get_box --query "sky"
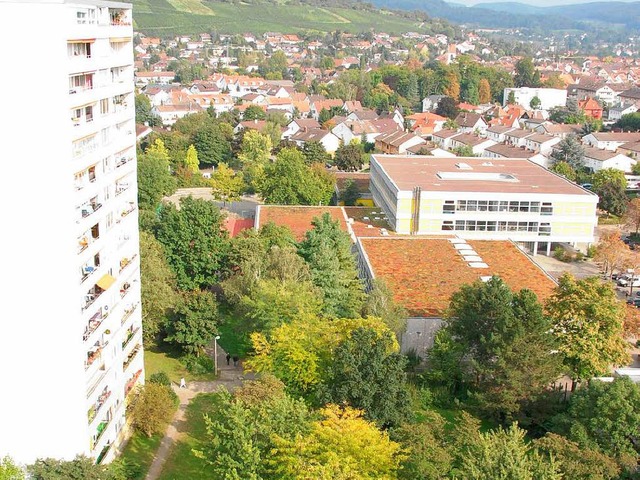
[454,0,638,5]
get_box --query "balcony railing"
[83,310,104,342]
[80,202,102,219]
[120,282,131,299]
[80,264,98,284]
[88,388,111,424]
[85,347,102,370]
[124,369,143,397]
[122,327,139,350]
[91,417,111,451]
[123,344,141,372]
[121,302,139,325]
[116,156,133,169]
[119,254,137,274]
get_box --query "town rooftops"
[484,144,539,158]
[582,145,626,161]
[590,132,640,142]
[371,155,596,196]
[359,237,557,317]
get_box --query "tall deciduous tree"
[0,456,24,480]
[210,163,244,205]
[443,71,460,101]
[128,383,178,437]
[595,230,630,278]
[318,327,410,428]
[139,231,178,344]
[334,143,364,172]
[258,148,334,205]
[550,377,640,468]
[194,125,232,167]
[624,197,640,234]
[549,160,577,181]
[183,144,200,174]
[270,404,404,479]
[545,273,629,383]
[435,96,459,119]
[597,182,628,217]
[164,290,219,356]
[514,57,539,87]
[299,213,364,318]
[430,277,561,422]
[27,456,126,480]
[137,139,176,209]
[478,78,491,103]
[302,141,330,166]
[155,197,230,290]
[238,130,272,192]
[363,278,407,338]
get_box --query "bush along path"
[144,345,253,480]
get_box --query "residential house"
[616,87,640,108]
[374,131,426,154]
[502,87,567,110]
[578,97,603,119]
[152,103,203,126]
[582,132,640,151]
[483,144,550,167]
[448,133,497,156]
[608,104,638,122]
[534,123,582,138]
[290,128,341,154]
[454,112,488,133]
[572,79,618,106]
[504,129,536,147]
[432,129,462,150]
[485,126,517,143]
[406,112,447,137]
[282,118,321,139]
[524,133,561,155]
[581,145,636,172]
[422,94,447,113]
[618,141,640,159]
[310,97,344,120]
[134,71,175,86]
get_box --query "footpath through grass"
[157,393,219,480]
[120,433,163,480]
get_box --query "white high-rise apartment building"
[0,0,143,465]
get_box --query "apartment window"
[442,221,454,231]
[68,42,92,58]
[76,8,96,24]
[541,202,553,215]
[100,98,110,116]
[101,127,111,146]
[540,223,551,236]
[69,73,94,94]
[443,200,455,214]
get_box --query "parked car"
[618,277,640,287]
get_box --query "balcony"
[119,254,137,274]
[74,168,97,191]
[79,200,102,222]
[109,8,132,26]
[115,181,131,197]
[85,345,103,370]
[117,202,136,223]
[96,442,114,465]
[121,302,139,325]
[122,326,139,350]
[116,156,134,169]
[80,264,98,284]
[123,344,141,372]
[124,369,143,397]
[83,310,104,342]
[78,224,99,254]
[120,281,131,299]
[83,274,115,311]
[88,387,111,424]
[91,415,112,452]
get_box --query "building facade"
[369,155,598,254]
[0,0,143,465]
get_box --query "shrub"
[181,354,214,375]
[128,383,178,437]
[553,246,568,262]
[586,245,597,258]
[148,371,171,387]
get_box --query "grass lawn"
[157,393,219,480]
[145,345,217,384]
[217,307,252,358]
[119,432,163,480]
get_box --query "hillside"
[370,0,640,31]
[131,0,447,35]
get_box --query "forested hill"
[369,0,640,32]
[130,0,458,36]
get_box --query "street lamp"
[214,335,221,377]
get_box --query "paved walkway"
[145,346,251,480]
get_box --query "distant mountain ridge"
[369,0,640,31]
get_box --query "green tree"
[534,433,620,480]
[341,179,360,206]
[319,327,410,428]
[334,143,364,172]
[0,456,24,480]
[243,105,266,121]
[139,231,178,344]
[238,130,272,192]
[549,160,577,181]
[593,168,627,192]
[545,273,629,383]
[362,278,407,339]
[210,163,244,205]
[507,90,516,105]
[128,383,178,437]
[155,196,230,290]
[195,376,312,480]
[27,456,126,480]
[452,145,475,157]
[457,423,561,479]
[529,95,541,109]
[299,213,365,318]
[258,148,334,205]
[514,57,539,87]
[165,289,219,355]
[194,125,232,167]
[430,277,561,422]
[597,181,628,216]
[551,377,640,465]
[435,96,459,119]
[137,139,176,209]
[478,78,491,104]
[270,404,404,479]
[302,141,330,166]
[183,144,200,174]
[550,135,585,170]
[615,112,640,131]
[135,93,161,127]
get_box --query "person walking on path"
[232,355,239,367]
[179,377,186,389]
[226,353,231,366]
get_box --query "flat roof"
[371,155,595,196]
[256,206,348,241]
[360,238,557,317]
